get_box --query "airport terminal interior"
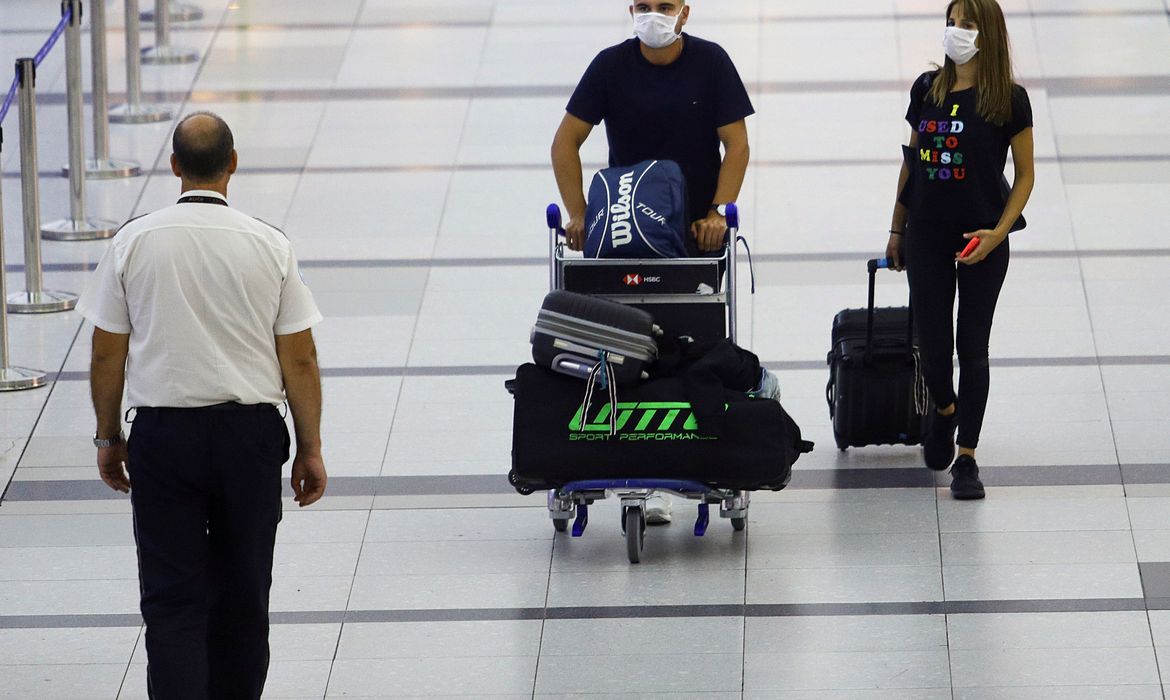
[2,0,1170,697]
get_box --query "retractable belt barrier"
[141,0,200,65]
[76,0,142,179]
[110,0,174,123]
[0,0,197,386]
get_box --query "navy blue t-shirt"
[904,71,1033,229]
[567,35,754,224]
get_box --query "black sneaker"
[922,408,957,471]
[950,455,986,500]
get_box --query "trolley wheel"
[624,507,644,563]
[731,517,747,531]
[553,518,568,533]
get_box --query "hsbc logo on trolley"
[623,274,662,286]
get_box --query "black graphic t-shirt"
[904,71,1032,228]
[567,34,755,224]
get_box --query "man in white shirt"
[77,112,326,700]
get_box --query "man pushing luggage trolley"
[550,0,755,524]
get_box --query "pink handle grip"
[960,237,981,258]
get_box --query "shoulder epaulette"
[251,216,288,238]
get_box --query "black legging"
[904,223,1010,450]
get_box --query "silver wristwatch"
[93,431,124,448]
[711,203,728,217]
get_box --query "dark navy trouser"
[128,403,289,700]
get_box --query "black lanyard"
[177,195,228,206]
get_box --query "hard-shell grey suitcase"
[531,290,659,387]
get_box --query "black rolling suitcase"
[826,259,928,450]
[531,290,659,387]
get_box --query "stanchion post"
[141,0,199,65]
[141,0,205,23]
[42,0,118,242]
[0,126,48,390]
[9,59,78,314]
[73,0,141,178]
[109,0,172,124]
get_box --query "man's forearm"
[90,330,129,439]
[91,359,125,438]
[284,358,323,454]
[711,141,749,208]
[551,138,587,219]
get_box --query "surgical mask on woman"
[943,26,980,65]
[633,12,681,49]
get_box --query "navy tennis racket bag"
[584,159,689,259]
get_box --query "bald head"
[171,112,235,184]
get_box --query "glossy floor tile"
[0,0,1168,698]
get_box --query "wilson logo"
[609,171,636,247]
[568,402,718,441]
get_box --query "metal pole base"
[7,290,79,314]
[141,46,200,65]
[62,158,143,180]
[109,102,174,124]
[41,218,119,241]
[0,367,47,391]
[141,3,205,23]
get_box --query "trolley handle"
[546,203,564,292]
[546,203,563,236]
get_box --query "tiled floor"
[1,0,1169,697]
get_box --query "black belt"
[133,402,276,414]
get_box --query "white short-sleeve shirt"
[75,190,323,408]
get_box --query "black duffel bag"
[509,363,812,492]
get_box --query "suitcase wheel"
[508,470,535,496]
[833,431,849,452]
[622,506,645,564]
[731,517,746,532]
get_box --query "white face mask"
[943,26,980,65]
[633,11,682,49]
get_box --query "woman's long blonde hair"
[929,0,1015,125]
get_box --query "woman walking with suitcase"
[885,0,1034,500]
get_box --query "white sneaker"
[645,493,673,525]
[753,367,782,401]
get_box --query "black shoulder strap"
[919,71,937,95]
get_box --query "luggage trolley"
[513,202,756,563]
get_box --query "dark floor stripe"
[10,152,1169,180]
[0,598,1159,629]
[3,463,1163,503]
[43,354,1170,386]
[2,6,1163,35]
[13,74,1170,107]
[11,246,1170,277]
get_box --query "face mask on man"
[943,26,980,65]
[633,11,682,49]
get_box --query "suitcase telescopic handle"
[864,258,914,364]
